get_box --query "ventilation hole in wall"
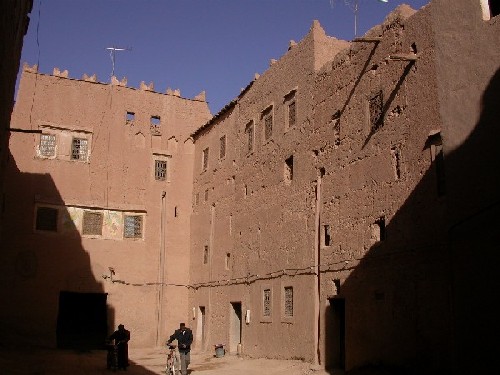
[411,42,417,54]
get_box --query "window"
[155,160,167,181]
[124,215,143,238]
[372,216,386,243]
[126,111,135,124]
[331,110,341,147]
[36,206,58,232]
[284,286,293,317]
[263,289,272,317]
[323,225,331,246]
[369,91,384,131]
[71,138,88,161]
[225,253,231,270]
[219,135,226,159]
[204,189,209,202]
[284,155,294,184]
[391,145,402,180]
[39,134,56,157]
[203,245,209,264]
[150,115,161,135]
[284,90,297,130]
[195,193,200,206]
[82,211,103,235]
[262,106,273,141]
[429,132,446,196]
[245,121,254,153]
[202,147,209,171]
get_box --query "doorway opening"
[229,302,242,353]
[325,297,345,370]
[196,306,206,350]
[56,291,108,350]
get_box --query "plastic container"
[215,345,225,358]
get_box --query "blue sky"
[18,0,430,114]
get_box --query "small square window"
[284,286,294,317]
[82,211,103,235]
[71,138,88,161]
[124,215,143,238]
[36,206,58,232]
[155,160,167,181]
[39,134,56,157]
[219,135,226,159]
[202,147,209,171]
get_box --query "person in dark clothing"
[109,324,130,370]
[166,323,193,375]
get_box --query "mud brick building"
[2,1,499,374]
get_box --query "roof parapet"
[194,91,206,101]
[23,63,38,73]
[111,76,127,86]
[82,73,97,82]
[53,67,68,78]
[140,81,154,91]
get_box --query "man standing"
[166,323,193,375]
[109,324,130,370]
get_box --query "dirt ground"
[0,346,335,375]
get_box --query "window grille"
[245,122,254,153]
[36,206,58,232]
[202,148,209,171]
[40,134,56,157]
[82,211,103,235]
[124,215,143,238]
[284,286,294,317]
[263,289,271,316]
[71,138,88,161]
[155,160,167,181]
[219,135,226,159]
[369,91,384,131]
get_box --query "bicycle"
[165,343,180,375]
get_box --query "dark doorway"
[229,302,242,353]
[326,298,345,371]
[56,291,108,350]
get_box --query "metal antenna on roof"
[330,0,388,38]
[106,46,132,81]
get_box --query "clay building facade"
[3,66,211,347]
[2,0,499,374]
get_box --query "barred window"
[40,134,56,157]
[245,121,254,153]
[155,160,167,181]
[202,147,209,171]
[36,206,58,232]
[263,289,271,317]
[369,91,384,131]
[71,138,88,161]
[124,215,143,238]
[82,211,103,235]
[284,286,294,317]
[219,135,226,159]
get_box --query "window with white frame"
[124,215,143,239]
[82,211,103,235]
[71,138,88,161]
[39,134,56,157]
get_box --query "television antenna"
[330,0,388,38]
[105,46,132,80]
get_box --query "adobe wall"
[189,21,348,362]
[2,67,211,347]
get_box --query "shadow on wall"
[324,68,500,375]
[0,149,113,351]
